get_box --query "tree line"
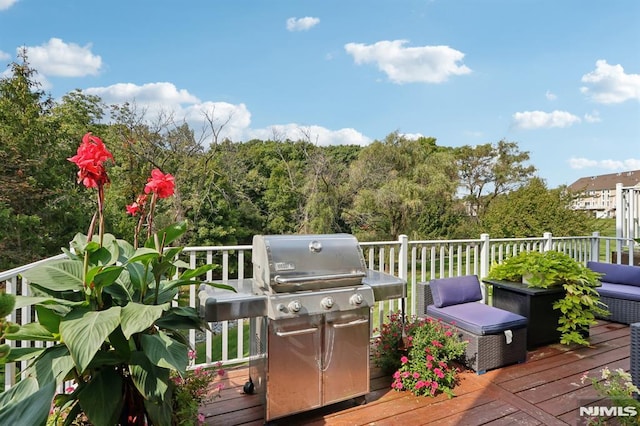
[0,56,599,271]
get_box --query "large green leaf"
[140,332,188,375]
[60,306,122,373]
[129,351,170,401]
[0,378,55,426]
[127,247,161,265]
[5,322,57,341]
[144,221,187,249]
[155,306,206,331]
[93,265,125,289]
[179,264,217,281]
[34,305,62,334]
[78,368,123,426]
[120,302,169,339]
[13,295,85,311]
[126,262,151,294]
[20,259,84,292]
[5,346,45,362]
[24,344,75,386]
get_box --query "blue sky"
[1,0,638,188]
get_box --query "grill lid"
[252,233,367,293]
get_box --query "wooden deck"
[201,320,631,425]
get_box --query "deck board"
[202,320,633,425]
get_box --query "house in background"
[568,169,640,218]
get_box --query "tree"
[456,140,536,222]
[343,132,459,240]
[0,53,94,270]
[479,177,599,237]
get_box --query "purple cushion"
[429,275,483,308]
[597,282,640,302]
[587,261,640,287]
[427,302,527,336]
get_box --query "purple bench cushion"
[430,275,483,308]
[426,302,528,336]
[597,282,640,302]
[587,261,640,287]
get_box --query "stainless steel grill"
[198,233,405,422]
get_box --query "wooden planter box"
[483,279,565,350]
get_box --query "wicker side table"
[631,323,640,391]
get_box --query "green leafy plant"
[373,313,467,398]
[0,132,233,425]
[580,367,640,425]
[487,250,609,346]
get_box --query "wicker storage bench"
[631,323,640,391]
[587,261,640,324]
[417,276,528,374]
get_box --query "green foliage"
[0,131,233,424]
[479,177,597,237]
[487,250,609,345]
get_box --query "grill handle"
[331,318,369,329]
[275,326,319,337]
[273,272,366,284]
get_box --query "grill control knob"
[321,296,334,309]
[350,293,364,305]
[288,300,302,313]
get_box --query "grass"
[195,322,251,365]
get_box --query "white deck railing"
[1,232,637,389]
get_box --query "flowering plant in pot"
[373,313,467,398]
[0,133,232,425]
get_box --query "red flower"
[144,169,175,199]
[68,133,114,188]
[126,202,141,216]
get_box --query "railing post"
[591,231,600,262]
[616,182,624,256]
[480,233,490,303]
[543,232,553,252]
[398,234,410,314]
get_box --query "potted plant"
[0,133,233,425]
[486,250,609,346]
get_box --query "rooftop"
[568,169,640,192]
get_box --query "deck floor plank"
[202,320,632,425]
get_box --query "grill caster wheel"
[243,378,254,394]
[353,396,367,406]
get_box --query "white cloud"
[399,132,425,140]
[545,90,557,101]
[569,157,640,170]
[512,110,581,130]
[580,60,640,104]
[0,50,10,61]
[25,38,102,77]
[583,111,601,123]
[344,39,471,84]
[247,124,371,146]
[86,82,200,105]
[0,0,18,11]
[286,17,320,31]
[83,81,370,146]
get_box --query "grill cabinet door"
[266,315,322,421]
[322,307,371,405]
